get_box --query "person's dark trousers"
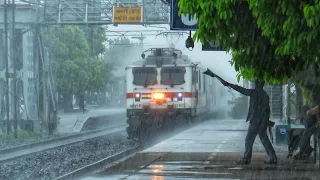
[243,121,277,161]
[298,125,320,156]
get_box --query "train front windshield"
[132,67,157,86]
[160,67,186,86]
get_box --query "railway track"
[0,112,217,180]
[54,145,141,180]
[54,113,217,180]
[0,125,126,164]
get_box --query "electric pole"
[4,0,17,137]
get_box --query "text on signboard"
[113,7,142,23]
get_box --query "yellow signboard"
[113,6,143,24]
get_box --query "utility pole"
[286,82,291,125]
[4,0,17,137]
[295,85,303,123]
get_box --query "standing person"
[204,69,277,164]
[226,79,277,164]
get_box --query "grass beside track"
[0,131,41,141]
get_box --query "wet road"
[81,119,320,180]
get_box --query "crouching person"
[294,105,320,160]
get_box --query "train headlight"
[153,92,165,100]
[135,93,141,102]
[177,92,183,101]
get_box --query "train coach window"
[132,67,157,86]
[161,67,186,86]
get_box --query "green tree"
[82,26,108,57]
[178,1,299,82]
[178,0,320,105]
[42,25,110,112]
[247,0,320,105]
[247,1,320,66]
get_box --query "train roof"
[125,48,207,70]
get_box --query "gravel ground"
[0,112,126,151]
[0,131,138,180]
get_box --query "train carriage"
[125,48,219,139]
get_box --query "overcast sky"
[107,24,242,85]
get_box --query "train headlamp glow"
[135,93,141,102]
[153,92,165,100]
[177,92,183,101]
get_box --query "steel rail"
[0,125,126,164]
[54,145,141,180]
[53,113,217,180]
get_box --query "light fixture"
[153,92,165,100]
[135,93,141,101]
[177,92,183,101]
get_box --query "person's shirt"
[228,84,270,123]
[303,114,318,129]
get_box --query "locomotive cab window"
[160,67,186,86]
[132,67,157,86]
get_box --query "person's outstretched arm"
[307,105,320,116]
[203,69,254,96]
[222,81,254,97]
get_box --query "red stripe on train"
[126,92,195,99]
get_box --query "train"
[125,48,222,140]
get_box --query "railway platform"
[58,108,126,133]
[82,119,320,180]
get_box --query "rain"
[0,0,319,180]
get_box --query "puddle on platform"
[139,169,232,175]
[125,175,241,180]
[160,161,204,165]
[203,165,225,169]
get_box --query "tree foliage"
[82,26,108,57]
[248,1,320,64]
[178,0,319,83]
[178,0,320,104]
[42,25,110,95]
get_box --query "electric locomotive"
[125,48,219,139]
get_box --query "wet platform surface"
[58,108,126,133]
[81,119,320,180]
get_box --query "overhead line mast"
[4,0,18,136]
